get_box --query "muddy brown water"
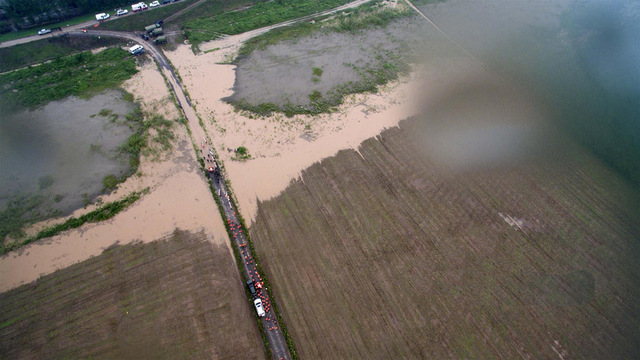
[0,90,136,216]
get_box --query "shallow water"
[0,90,135,215]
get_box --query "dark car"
[140,33,149,41]
[246,280,256,296]
[161,0,171,4]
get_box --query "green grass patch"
[99,0,197,32]
[0,189,146,255]
[0,13,97,43]
[0,35,126,73]
[184,0,353,48]
[0,47,137,110]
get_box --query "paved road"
[0,0,195,49]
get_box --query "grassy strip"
[184,0,352,48]
[0,35,126,73]
[0,190,147,255]
[99,0,197,32]
[0,13,97,43]
[0,47,137,110]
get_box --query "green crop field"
[0,230,266,359]
[249,118,640,359]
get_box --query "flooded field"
[0,90,136,218]
[228,14,440,110]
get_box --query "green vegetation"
[184,0,352,48]
[0,190,146,255]
[312,67,323,77]
[0,35,126,73]
[99,0,196,31]
[102,175,118,190]
[0,195,51,242]
[233,146,251,161]
[0,47,137,109]
[0,13,96,41]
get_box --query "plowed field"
[250,118,640,359]
[0,230,265,360]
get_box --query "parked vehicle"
[253,299,265,317]
[155,19,163,26]
[95,13,110,21]
[150,1,160,7]
[131,2,148,11]
[129,44,145,55]
[153,36,167,45]
[150,27,163,37]
[246,280,256,296]
[161,0,171,4]
[140,33,149,40]
[37,28,51,35]
[145,24,159,33]
[116,9,128,16]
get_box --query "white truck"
[95,13,110,21]
[131,2,148,12]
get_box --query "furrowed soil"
[249,118,640,359]
[0,230,265,360]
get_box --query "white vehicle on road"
[37,29,51,35]
[132,2,148,11]
[95,13,110,21]
[150,1,160,7]
[254,299,266,317]
[129,44,145,55]
[116,9,128,16]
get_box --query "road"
[206,164,293,360]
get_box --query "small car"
[247,280,257,296]
[161,0,171,4]
[116,9,128,16]
[253,299,266,317]
[150,1,160,7]
[140,33,149,40]
[37,29,51,35]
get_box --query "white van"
[131,2,148,11]
[129,44,145,55]
[95,13,110,21]
[253,299,266,317]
